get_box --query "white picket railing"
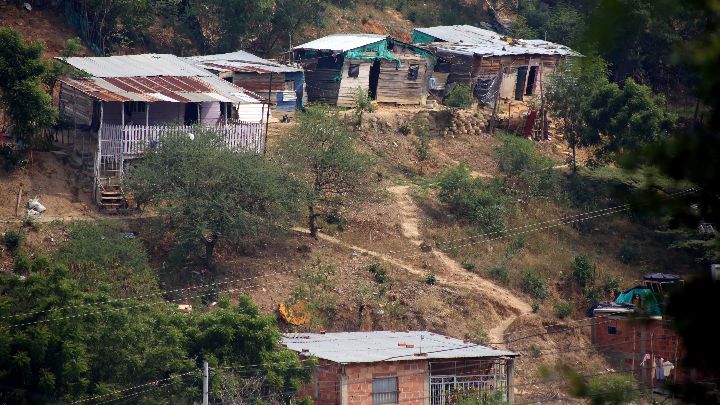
[101,122,265,159]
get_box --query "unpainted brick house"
[282,331,517,405]
[591,273,716,388]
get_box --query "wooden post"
[94,102,104,203]
[489,64,503,135]
[539,62,546,140]
[145,102,149,127]
[264,73,273,155]
[15,183,22,218]
[506,358,515,403]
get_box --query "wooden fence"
[100,122,265,160]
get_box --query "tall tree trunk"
[205,238,216,269]
[308,204,319,239]
[572,143,577,174]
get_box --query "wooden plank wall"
[305,68,342,104]
[337,59,373,107]
[376,56,429,105]
[234,73,286,105]
[59,83,95,126]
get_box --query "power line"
[70,370,198,404]
[2,188,698,328]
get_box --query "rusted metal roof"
[57,54,266,104]
[186,51,302,74]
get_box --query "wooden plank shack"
[337,58,373,107]
[233,73,286,105]
[375,54,430,105]
[59,83,95,127]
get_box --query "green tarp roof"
[615,287,662,317]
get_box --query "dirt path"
[389,186,530,342]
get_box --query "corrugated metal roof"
[57,54,266,104]
[59,54,215,78]
[60,75,263,104]
[415,25,506,45]
[415,25,581,57]
[431,41,580,57]
[186,51,302,74]
[293,34,388,53]
[282,331,516,364]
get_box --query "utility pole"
[263,72,273,155]
[202,361,209,405]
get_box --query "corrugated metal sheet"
[415,25,581,57]
[60,75,263,104]
[282,331,516,364]
[57,54,267,104]
[186,51,302,74]
[415,25,506,45]
[293,34,388,53]
[59,54,215,78]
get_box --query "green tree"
[571,254,595,288]
[192,0,275,52]
[0,249,312,404]
[0,28,57,151]
[545,56,611,172]
[274,106,374,239]
[124,128,301,267]
[494,133,558,200]
[584,78,675,165]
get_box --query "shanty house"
[412,25,580,105]
[56,54,267,207]
[283,331,517,405]
[186,51,305,112]
[293,34,435,107]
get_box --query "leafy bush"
[586,374,638,404]
[522,270,549,300]
[54,222,157,296]
[353,87,375,125]
[488,266,509,284]
[2,230,24,254]
[602,273,621,294]
[291,261,339,325]
[531,302,540,313]
[571,254,595,288]
[13,250,31,274]
[398,122,412,135]
[462,259,476,271]
[554,301,574,319]
[495,134,559,201]
[367,262,388,284]
[414,118,431,174]
[444,84,473,108]
[425,273,437,285]
[438,164,508,233]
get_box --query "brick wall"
[345,360,428,405]
[591,316,715,384]
[298,359,429,405]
